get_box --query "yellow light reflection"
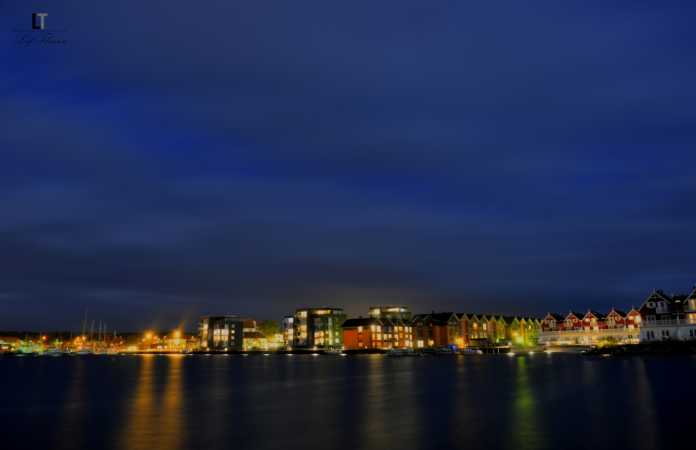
[121,355,185,450]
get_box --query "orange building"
[342,317,413,350]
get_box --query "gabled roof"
[640,288,691,313]
[644,289,672,304]
[584,310,606,320]
[607,308,626,317]
[457,313,482,321]
[544,313,564,321]
[689,286,696,301]
[565,311,584,320]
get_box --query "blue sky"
[2,1,696,330]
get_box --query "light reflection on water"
[121,355,184,450]
[56,356,86,450]
[629,358,658,450]
[2,353,695,450]
[509,356,544,450]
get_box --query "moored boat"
[387,348,417,356]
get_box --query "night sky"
[2,1,696,331]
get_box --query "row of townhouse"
[539,285,696,346]
[539,309,643,346]
[341,308,541,351]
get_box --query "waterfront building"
[267,332,285,350]
[368,305,411,321]
[243,330,268,351]
[541,313,564,331]
[199,315,245,351]
[241,320,269,351]
[411,312,459,349]
[282,315,294,349]
[456,314,472,347]
[456,314,539,348]
[504,316,535,346]
[342,316,413,350]
[539,308,640,346]
[291,307,346,350]
[582,311,606,331]
[503,316,520,342]
[563,311,584,330]
[467,314,486,343]
[626,309,642,328]
[484,315,508,344]
[604,308,626,328]
[493,315,509,344]
[483,315,496,342]
[639,287,696,341]
[342,317,380,349]
[523,317,541,346]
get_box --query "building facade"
[282,316,294,349]
[539,308,641,346]
[639,287,696,341]
[199,316,245,351]
[411,312,459,349]
[291,308,346,350]
[342,316,413,350]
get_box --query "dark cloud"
[1,1,696,330]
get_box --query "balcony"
[539,327,639,344]
[643,317,690,327]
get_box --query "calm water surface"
[1,353,694,450]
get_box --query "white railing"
[541,328,639,336]
[539,328,639,345]
[644,318,683,326]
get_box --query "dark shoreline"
[585,341,696,356]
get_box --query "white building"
[639,287,696,342]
